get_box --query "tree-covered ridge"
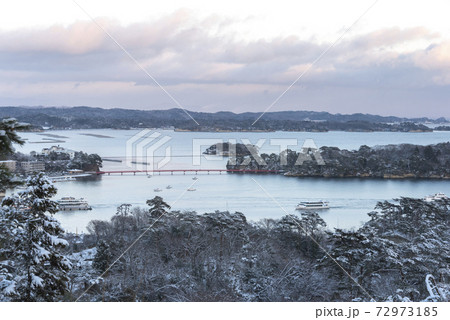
[0,107,442,131]
[227,142,450,179]
[63,196,449,302]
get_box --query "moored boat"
[154,188,162,192]
[51,176,76,183]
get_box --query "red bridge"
[96,169,282,175]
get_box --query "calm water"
[11,129,450,232]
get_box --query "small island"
[203,142,256,156]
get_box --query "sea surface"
[11,129,450,233]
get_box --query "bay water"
[12,129,450,232]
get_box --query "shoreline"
[282,173,450,180]
[224,171,450,180]
[21,127,447,133]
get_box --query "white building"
[21,161,45,173]
[41,145,76,159]
[0,160,17,172]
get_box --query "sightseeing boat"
[296,201,329,210]
[57,197,92,211]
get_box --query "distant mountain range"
[0,106,447,132]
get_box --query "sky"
[0,0,449,118]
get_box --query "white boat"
[424,193,448,202]
[192,177,198,180]
[187,187,196,191]
[51,176,76,183]
[166,185,172,189]
[296,201,329,210]
[57,197,92,211]
[154,188,162,192]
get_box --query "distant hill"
[0,106,446,132]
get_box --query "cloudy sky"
[0,0,449,118]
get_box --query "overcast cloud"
[0,9,449,118]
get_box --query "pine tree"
[0,118,29,193]
[368,198,449,295]
[93,241,113,273]
[0,118,29,157]
[0,173,71,301]
[146,196,171,218]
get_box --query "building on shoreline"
[0,160,17,172]
[21,161,45,173]
[41,145,76,159]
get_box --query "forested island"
[227,142,450,179]
[0,106,445,132]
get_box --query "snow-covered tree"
[0,173,71,301]
[93,241,113,273]
[0,118,28,156]
[0,118,29,192]
[321,228,380,300]
[146,196,171,218]
[322,197,449,301]
[299,211,327,237]
[112,204,137,241]
[367,197,449,299]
